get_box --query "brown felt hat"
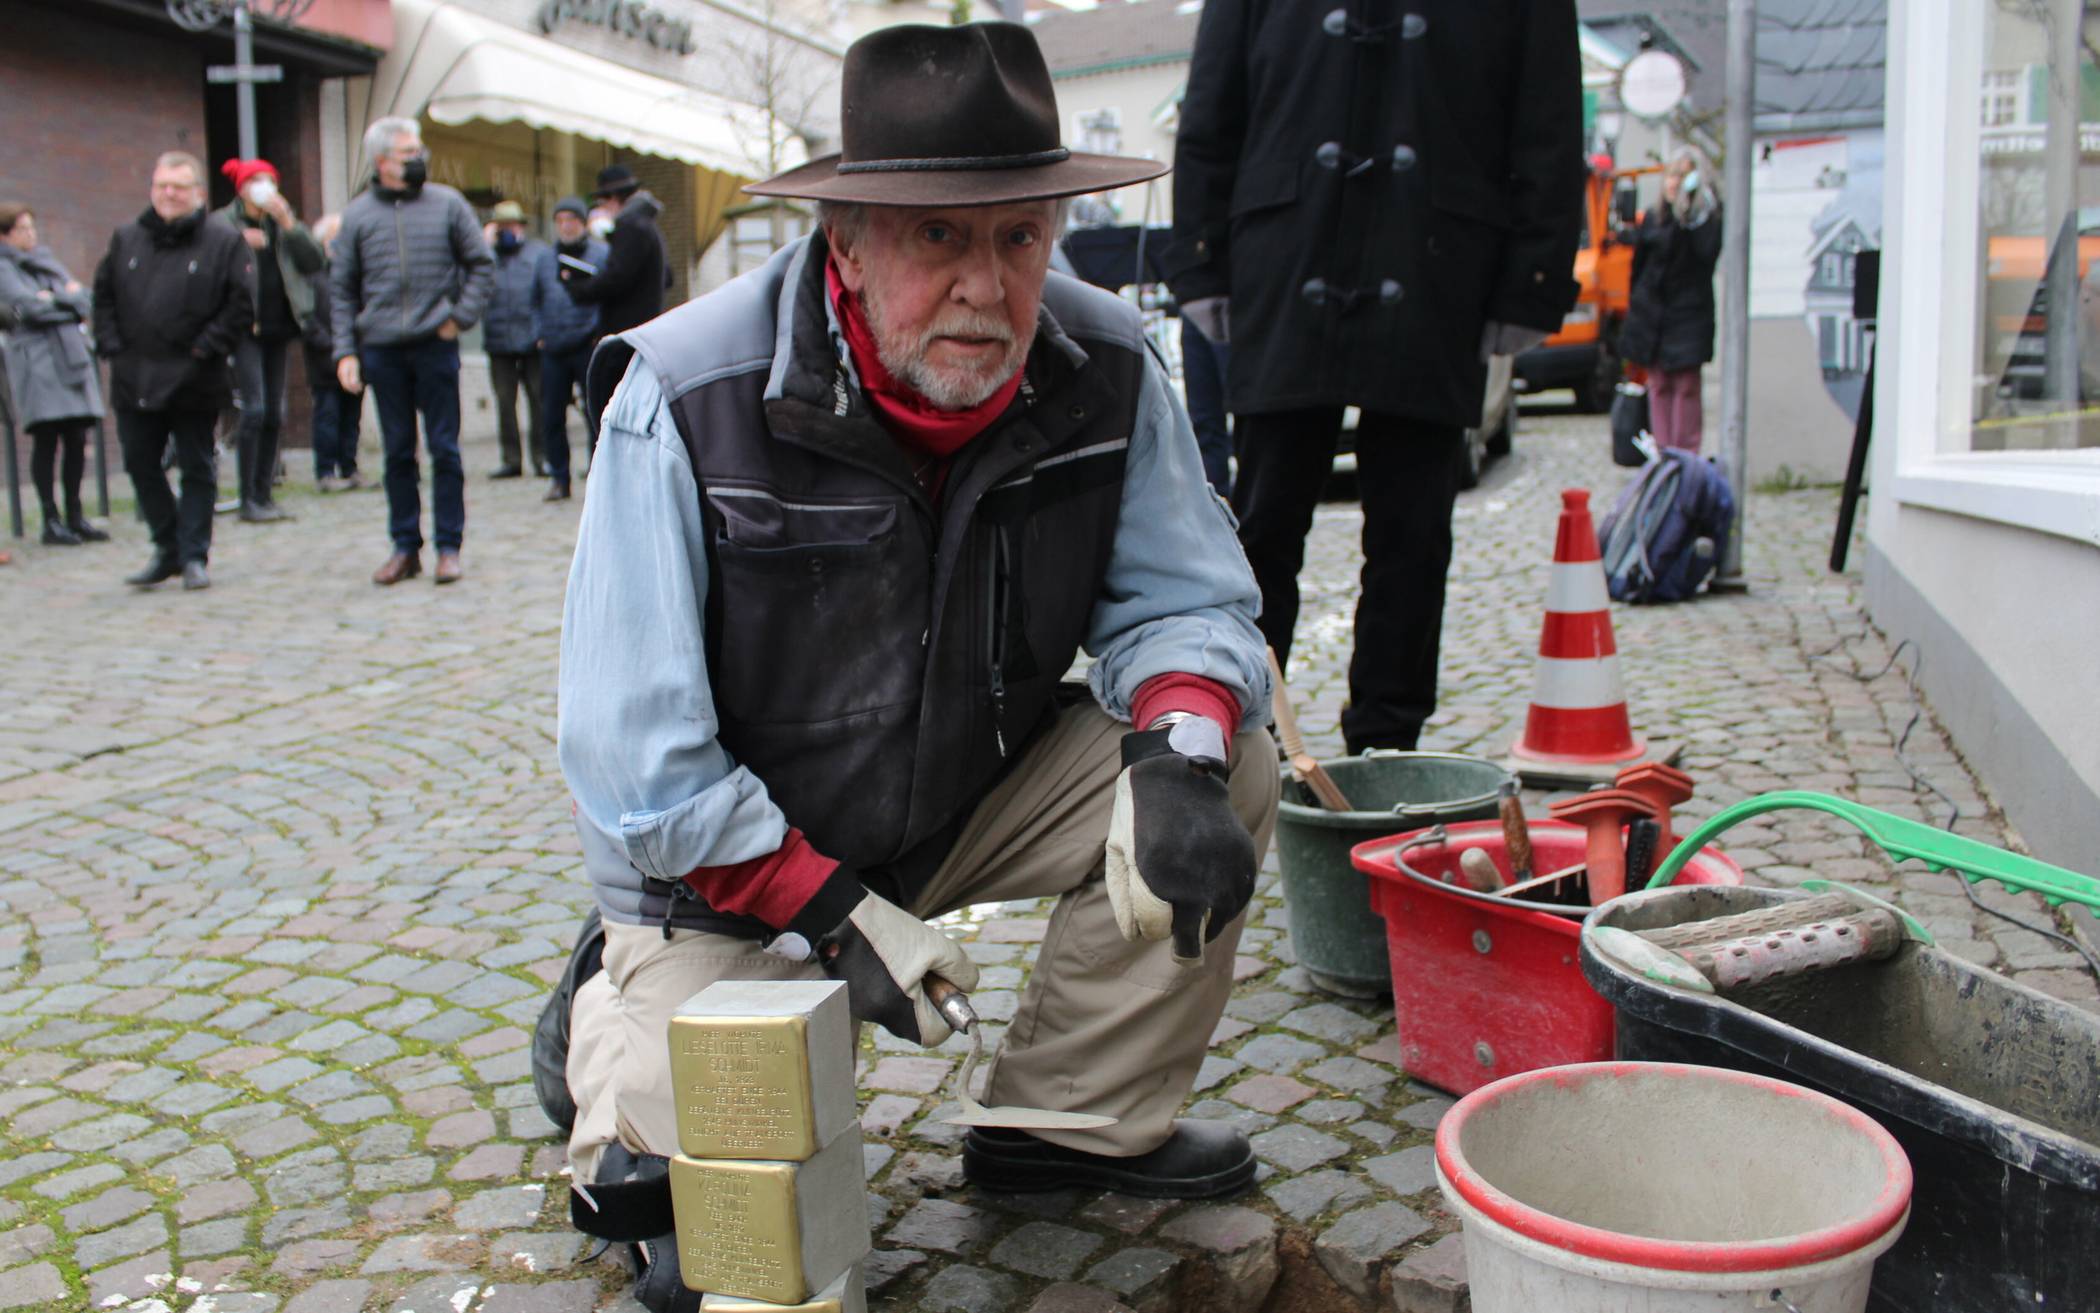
[745,22,1167,206]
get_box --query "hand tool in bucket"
[1586,886,1926,995]
[924,975,1117,1131]
[1267,647,1352,811]
[1644,790,2100,911]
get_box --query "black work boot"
[66,503,110,543]
[125,553,180,587]
[963,1119,1257,1199]
[41,505,80,546]
[531,909,603,1134]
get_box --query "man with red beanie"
[534,23,1278,1309]
[216,157,324,521]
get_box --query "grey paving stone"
[283,1278,372,1313]
[1278,1003,1382,1045]
[455,1184,547,1232]
[0,1224,56,1268]
[920,1263,1023,1313]
[1183,1097,1276,1134]
[475,1281,599,1313]
[151,1080,237,1116]
[489,1230,584,1274]
[1024,1285,1135,1313]
[1364,1145,1437,1196]
[1083,1246,1182,1299]
[157,1142,239,1184]
[179,1214,250,1257]
[51,1111,154,1152]
[888,1198,998,1256]
[1313,1201,1432,1298]
[82,1247,174,1307]
[1300,1055,1393,1093]
[1231,1033,1328,1073]
[1222,992,1299,1024]
[177,1177,259,1225]
[1264,1168,1375,1222]
[235,1115,319,1159]
[866,1246,929,1293]
[363,1232,479,1274]
[270,1239,361,1278]
[0,1262,68,1311]
[0,1153,64,1188]
[72,1212,168,1268]
[382,1273,483,1309]
[988,1221,1105,1280]
[1294,1098,1366,1125]
[189,1293,281,1313]
[1156,1206,1277,1313]
[32,1162,124,1199]
[1191,1055,1241,1092]
[60,1185,155,1233]
[260,1204,356,1248]
[265,1157,348,1207]
[1247,1124,1350,1173]
[1390,1232,1468,1313]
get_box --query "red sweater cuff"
[680,828,850,932]
[1132,673,1242,757]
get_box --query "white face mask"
[244,177,278,208]
[588,215,615,238]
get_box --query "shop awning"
[370,0,803,176]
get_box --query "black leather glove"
[1104,724,1257,963]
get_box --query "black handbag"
[1610,381,1650,467]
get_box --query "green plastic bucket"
[1276,751,1515,998]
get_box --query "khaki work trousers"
[567,701,1281,1180]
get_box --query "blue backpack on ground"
[1596,450,1737,603]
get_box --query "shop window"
[1972,3,2100,449]
[726,200,812,276]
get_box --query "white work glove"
[1480,321,1550,361]
[1181,297,1231,347]
[1105,718,1255,964]
[818,890,979,1047]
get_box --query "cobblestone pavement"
[0,404,2090,1313]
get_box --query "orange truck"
[1513,159,1658,411]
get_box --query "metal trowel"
[925,975,1117,1131]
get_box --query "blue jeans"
[1180,316,1232,498]
[540,341,595,486]
[310,383,364,479]
[361,338,464,553]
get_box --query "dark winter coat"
[216,198,325,336]
[330,181,495,357]
[562,190,668,336]
[481,236,547,356]
[1620,201,1724,373]
[532,237,608,354]
[0,244,104,428]
[91,207,254,413]
[1168,0,1585,426]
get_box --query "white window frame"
[1880,0,2100,548]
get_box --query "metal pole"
[2043,0,2082,409]
[1712,0,1755,591]
[233,0,259,159]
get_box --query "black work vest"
[603,237,1141,931]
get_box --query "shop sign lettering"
[535,0,697,56]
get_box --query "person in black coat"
[560,164,669,338]
[1619,150,1723,453]
[91,150,254,591]
[1168,0,1584,752]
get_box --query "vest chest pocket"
[705,488,920,726]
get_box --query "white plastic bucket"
[1436,1062,1911,1313]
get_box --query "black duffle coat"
[1620,201,1724,374]
[1168,0,1586,427]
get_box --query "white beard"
[864,291,1034,410]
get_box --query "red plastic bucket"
[1352,819,1741,1095]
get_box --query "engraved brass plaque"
[698,1263,865,1313]
[670,1012,817,1160]
[670,1156,804,1304]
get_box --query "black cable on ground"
[1806,629,2100,983]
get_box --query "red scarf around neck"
[826,257,1025,459]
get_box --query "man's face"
[376,133,424,189]
[149,163,203,223]
[831,200,1057,411]
[3,213,35,253]
[498,221,526,241]
[554,212,586,243]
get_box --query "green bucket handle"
[1644,789,2100,913]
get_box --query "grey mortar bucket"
[1274,751,1514,997]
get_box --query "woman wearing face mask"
[218,158,326,517]
[1620,149,1725,454]
[0,202,108,545]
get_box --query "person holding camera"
[1621,150,1724,454]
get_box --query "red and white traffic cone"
[1511,488,1647,774]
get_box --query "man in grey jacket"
[542,25,1280,1309]
[331,117,494,586]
